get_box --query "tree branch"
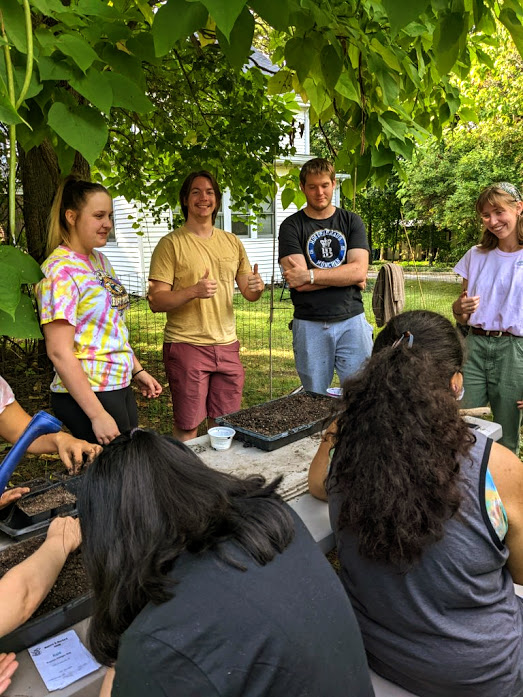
[318,119,338,159]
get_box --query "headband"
[491,182,522,202]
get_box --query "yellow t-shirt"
[149,226,252,345]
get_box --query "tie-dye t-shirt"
[36,246,133,393]
[0,376,15,413]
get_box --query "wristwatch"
[309,269,315,285]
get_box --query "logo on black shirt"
[307,229,347,268]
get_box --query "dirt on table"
[18,486,77,516]
[224,393,337,436]
[0,536,90,619]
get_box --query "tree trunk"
[366,217,372,264]
[18,142,90,370]
[19,141,90,264]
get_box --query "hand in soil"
[0,534,90,622]
[54,433,101,474]
[0,652,18,694]
[0,487,30,510]
[47,516,81,555]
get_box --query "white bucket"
[208,427,236,451]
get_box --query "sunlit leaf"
[198,0,247,41]
[153,0,208,57]
[1,0,27,52]
[248,0,290,31]
[70,68,113,113]
[105,72,153,113]
[217,6,254,69]
[0,262,21,319]
[0,246,43,284]
[48,102,108,164]
[55,34,99,72]
[281,188,296,209]
[382,0,431,32]
[0,295,43,340]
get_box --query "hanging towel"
[372,263,405,327]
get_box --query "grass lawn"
[127,277,462,431]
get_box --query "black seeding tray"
[215,391,336,452]
[0,475,84,540]
[0,590,93,655]
[0,534,92,654]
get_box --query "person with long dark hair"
[77,430,374,697]
[309,310,523,697]
[452,182,523,454]
[36,177,162,446]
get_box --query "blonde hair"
[47,176,109,256]
[476,184,523,251]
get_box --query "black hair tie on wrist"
[132,368,145,378]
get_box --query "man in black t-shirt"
[278,158,373,393]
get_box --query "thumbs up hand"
[194,268,218,298]
[247,263,264,294]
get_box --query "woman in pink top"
[453,182,523,454]
[37,178,162,446]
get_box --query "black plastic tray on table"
[0,532,92,654]
[215,391,336,452]
[0,475,84,540]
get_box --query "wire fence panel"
[2,269,462,434]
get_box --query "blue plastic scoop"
[0,411,62,494]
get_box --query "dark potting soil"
[224,393,336,436]
[18,486,77,516]
[0,536,90,619]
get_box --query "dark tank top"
[329,431,523,697]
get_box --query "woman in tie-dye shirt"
[36,178,162,446]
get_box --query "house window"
[226,199,274,238]
[215,211,224,229]
[108,220,116,241]
[255,199,274,237]
[231,214,250,237]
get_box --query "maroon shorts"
[163,341,244,430]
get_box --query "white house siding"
[280,100,309,156]
[240,237,281,284]
[104,197,171,295]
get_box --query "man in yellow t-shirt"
[148,171,265,441]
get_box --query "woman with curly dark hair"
[309,310,523,697]
[78,429,374,697]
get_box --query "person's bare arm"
[236,263,265,302]
[281,249,368,292]
[43,321,119,445]
[0,399,100,472]
[452,280,480,325]
[0,517,81,637]
[99,667,114,697]
[488,441,523,584]
[308,422,337,501]
[147,274,217,313]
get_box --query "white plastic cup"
[208,427,236,451]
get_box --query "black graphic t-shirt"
[278,208,369,321]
